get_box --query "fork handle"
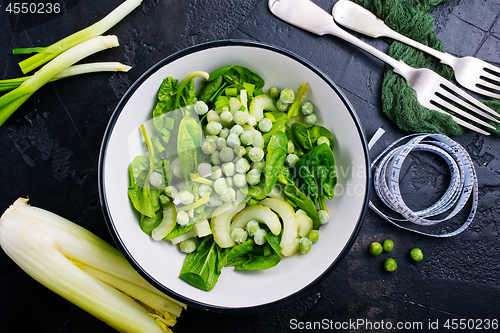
[321,5,415,80]
[332,0,458,67]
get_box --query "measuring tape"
[368,128,478,237]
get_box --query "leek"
[0,62,132,92]
[0,35,120,126]
[0,198,184,333]
[16,0,143,74]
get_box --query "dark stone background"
[1,0,499,332]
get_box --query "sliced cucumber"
[260,198,298,248]
[194,219,212,237]
[281,238,300,257]
[297,214,313,238]
[210,202,246,248]
[151,202,177,241]
[249,94,278,122]
[230,204,281,236]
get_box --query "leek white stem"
[18,0,143,73]
[80,264,183,318]
[0,198,185,332]
[5,198,185,309]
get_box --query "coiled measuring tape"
[368,128,478,237]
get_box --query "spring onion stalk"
[286,82,310,124]
[0,62,132,92]
[190,173,215,186]
[16,0,142,74]
[0,198,185,333]
[0,35,120,126]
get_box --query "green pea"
[410,248,424,262]
[383,239,394,252]
[269,86,280,100]
[307,230,319,243]
[299,237,312,254]
[369,242,383,256]
[384,258,397,272]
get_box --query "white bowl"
[99,40,370,311]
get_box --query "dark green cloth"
[353,0,500,136]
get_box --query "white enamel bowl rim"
[98,40,371,312]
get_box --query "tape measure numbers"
[368,129,478,237]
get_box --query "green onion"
[0,62,131,92]
[16,0,143,74]
[0,198,184,333]
[286,82,310,123]
[0,35,120,126]
[242,82,255,96]
[225,87,238,96]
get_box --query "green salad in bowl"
[99,40,369,311]
[127,64,338,291]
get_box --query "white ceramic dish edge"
[98,40,371,312]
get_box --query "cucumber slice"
[249,94,278,122]
[230,204,281,236]
[210,202,246,248]
[260,198,298,248]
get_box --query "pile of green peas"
[369,238,423,272]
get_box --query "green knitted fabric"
[352,0,500,136]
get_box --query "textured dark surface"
[1,0,499,332]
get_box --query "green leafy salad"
[128,65,338,291]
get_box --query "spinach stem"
[174,71,209,109]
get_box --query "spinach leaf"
[152,77,178,118]
[176,78,198,108]
[234,234,281,270]
[165,205,214,240]
[127,126,162,218]
[179,235,225,291]
[164,223,195,240]
[265,130,287,195]
[226,239,256,264]
[205,65,265,89]
[198,65,265,103]
[295,143,337,207]
[243,182,267,201]
[289,122,335,153]
[278,168,321,229]
[177,115,205,190]
[198,76,223,103]
[139,210,162,236]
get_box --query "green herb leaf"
[265,130,288,195]
[289,122,335,153]
[295,143,337,205]
[179,235,225,291]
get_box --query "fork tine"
[446,113,491,135]
[483,62,500,77]
[475,65,500,99]
[431,93,496,130]
[438,80,500,122]
[475,83,500,100]
[481,69,500,84]
[422,99,491,135]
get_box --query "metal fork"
[268,0,499,135]
[332,0,500,100]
